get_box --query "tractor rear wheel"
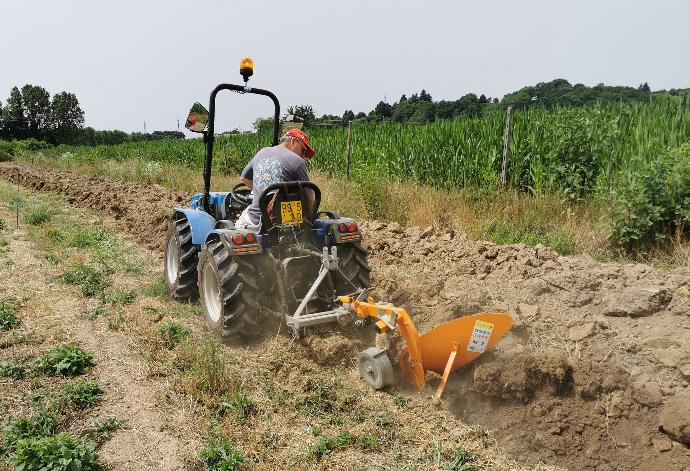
[164,216,199,300]
[332,243,371,295]
[197,241,261,338]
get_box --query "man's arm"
[293,161,315,208]
[240,160,254,190]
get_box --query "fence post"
[501,106,513,187]
[345,120,353,180]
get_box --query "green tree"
[21,84,51,136]
[4,86,25,121]
[286,104,316,126]
[50,92,84,144]
[342,110,355,121]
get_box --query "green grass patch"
[0,218,6,231]
[44,253,61,265]
[11,432,99,471]
[79,306,108,320]
[157,319,188,349]
[477,219,576,255]
[444,449,479,470]
[0,301,21,331]
[102,289,136,306]
[297,376,358,419]
[32,344,94,376]
[67,226,112,249]
[59,265,111,297]
[310,430,380,460]
[199,436,244,471]
[142,275,167,298]
[25,206,55,226]
[58,380,103,410]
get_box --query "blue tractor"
[164,58,370,339]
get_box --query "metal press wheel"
[357,347,394,390]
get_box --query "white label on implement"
[467,320,494,353]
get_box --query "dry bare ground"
[1,161,689,470]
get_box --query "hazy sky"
[2,0,689,134]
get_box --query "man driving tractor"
[236,128,316,231]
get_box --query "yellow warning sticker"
[467,320,494,353]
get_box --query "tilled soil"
[2,162,689,470]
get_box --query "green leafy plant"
[0,360,26,380]
[103,289,136,306]
[44,254,61,265]
[59,380,103,409]
[311,431,355,460]
[0,301,21,331]
[25,206,55,226]
[59,265,110,297]
[157,319,188,348]
[81,417,128,444]
[217,392,256,425]
[32,344,94,376]
[0,218,7,230]
[142,275,167,298]
[608,143,690,250]
[443,449,479,470]
[1,409,56,455]
[11,433,99,471]
[199,436,244,471]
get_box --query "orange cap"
[284,128,315,159]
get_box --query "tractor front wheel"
[197,241,261,338]
[164,216,199,300]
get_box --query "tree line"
[281,79,688,128]
[0,84,183,145]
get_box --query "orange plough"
[338,292,513,400]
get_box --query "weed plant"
[25,206,55,226]
[0,360,26,380]
[0,218,6,230]
[216,391,256,425]
[81,417,128,444]
[33,344,94,376]
[199,436,244,471]
[59,265,110,297]
[1,408,56,456]
[311,431,380,460]
[157,319,188,348]
[11,433,98,471]
[0,301,20,331]
[58,380,103,410]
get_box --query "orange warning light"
[240,57,254,81]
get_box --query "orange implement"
[340,295,513,398]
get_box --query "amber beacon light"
[240,57,254,82]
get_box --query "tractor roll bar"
[203,84,281,213]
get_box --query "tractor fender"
[172,209,216,245]
[313,218,363,244]
[205,229,264,255]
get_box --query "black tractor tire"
[332,243,371,295]
[164,216,199,300]
[197,241,262,338]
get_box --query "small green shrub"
[25,206,55,226]
[479,219,576,255]
[199,436,244,471]
[44,254,61,265]
[11,433,99,471]
[0,302,21,331]
[157,319,188,348]
[608,143,690,250]
[0,141,14,162]
[444,449,479,470]
[311,431,354,460]
[80,306,107,320]
[0,218,7,230]
[81,417,128,444]
[68,226,112,249]
[59,380,103,409]
[33,344,94,376]
[1,409,56,455]
[217,392,256,424]
[0,360,26,380]
[103,289,136,306]
[59,265,110,297]
[392,393,409,408]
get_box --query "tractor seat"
[258,181,321,235]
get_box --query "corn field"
[39,95,690,199]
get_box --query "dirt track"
[2,162,689,470]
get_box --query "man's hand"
[241,177,253,190]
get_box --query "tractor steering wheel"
[230,182,252,207]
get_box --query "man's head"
[280,129,315,159]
